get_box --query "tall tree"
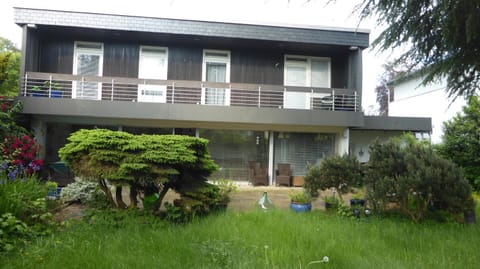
[375,61,411,115]
[438,96,480,190]
[0,37,20,98]
[357,0,480,100]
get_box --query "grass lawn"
[1,209,480,269]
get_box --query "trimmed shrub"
[365,135,474,223]
[59,129,222,220]
[304,154,362,201]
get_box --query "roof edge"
[13,6,371,34]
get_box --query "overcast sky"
[0,0,393,111]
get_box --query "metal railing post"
[172,81,175,104]
[81,77,85,97]
[354,91,358,111]
[23,73,28,96]
[48,75,52,98]
[332,89,335,111]
[311,88,314,110]
[111,79,114,101]
[258,86,261,108]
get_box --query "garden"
[1,98,480,268]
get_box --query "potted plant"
[289,191,312,212]
[324,195,340,210]
[30,81,62,98]
[213,179,238,211]
[349,190,366,207]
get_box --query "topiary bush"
[304,154,363,201]
[58,129,221,220]
[365,134,474,223]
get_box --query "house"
[14,7,431,185]
[389,72,466,144]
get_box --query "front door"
[138,46,168,103]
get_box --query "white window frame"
[201,49,231,106]
[138,46,168,103]
[284,55,331,88]
[72,41,104,100]
[283,55,331,109]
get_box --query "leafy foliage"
[0,37,20,98]
[0,100,28,144]
[438,96,480,190]
[365,134,474,223]
[357,0,480,99]
[289,191,312,204]
[0,213,31,252]
[61,180,102,204]
[304,154,362,201]
[58,129,221,217]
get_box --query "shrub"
[0,177,47,220]
[289,191,312,204]
[61,180,100,204]
[438,96,480,190]
[0,213,31,252]
[365,134,474,223]
[59,129,219,213]
[304,154,362,201]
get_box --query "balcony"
[22,72,360,112]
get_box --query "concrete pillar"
[336,128,350,156]
[31,118,47,160]
[268,131,274,186]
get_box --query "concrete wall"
[349,129,404,163]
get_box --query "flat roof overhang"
[351,116,432,132]
[18,97,364,133]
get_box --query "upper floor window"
[73,41,103,100]
[284,55,331,88]
[283,55,331,109]
[138,46,168,103]
[202,50,231,106]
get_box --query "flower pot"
[290,202,312,212]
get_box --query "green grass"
[1,209,480,269]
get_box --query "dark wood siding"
[167,47,202,81]
[25,28,40,72]
[331,54,348,89]
[231,49,283,85]
[103,43,139,77]
[39,38,73,74]
[30,28,351,89]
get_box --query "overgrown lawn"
[1,209,479,268]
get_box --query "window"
[138,46,168,103]
[284,55,331,109]
[73,42,103,100]
[202,50,230,106]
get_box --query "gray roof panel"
[14,7,369,49]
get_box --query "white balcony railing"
[21,72,360,112]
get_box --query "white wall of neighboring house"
[350,130,404,163]
[389,75,466,144]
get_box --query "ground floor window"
[199,129,268,181]
[274,132,335,176]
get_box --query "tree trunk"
[153,184,171,212]
[98,178,115,207]
[115,186,128,209]
[129,184,138,209]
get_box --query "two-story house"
[389,71,465,144]
[14,7,431,185]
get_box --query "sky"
[0,0,393,112]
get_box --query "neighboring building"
[389,72,465,144]
[14,7,430,185]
